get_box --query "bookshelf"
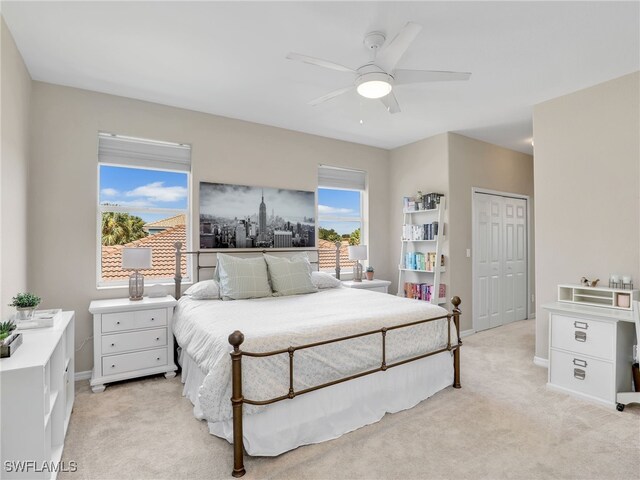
[398,194,446,305]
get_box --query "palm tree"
[101,212,148,246]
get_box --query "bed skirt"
[179,348,454,456]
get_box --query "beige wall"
[28,82,390,373]
[388,133,450,299]
[533,71,640,359]
[1,18,32,320]
[448,133,535,332]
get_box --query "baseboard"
[460,329,475,338]
[75,370,92,381]
[528,313,536,320]
[533,356,549,368]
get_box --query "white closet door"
[488,196,503,328]
[473,192,527,331]
[502,197,527,323]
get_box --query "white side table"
[89,296,177,393]
[342,279,391,294]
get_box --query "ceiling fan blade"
[394,69,472,84]
[376,22,422,72]
[287,53,356,74]
[380,91,400,114]
[308,86,354,106]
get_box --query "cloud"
[125,182,187,203]
[101,188,119,196]
[318,204,356,216]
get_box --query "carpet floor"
[60,319,640,479]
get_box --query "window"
[317,166,366,273]
[97,133,191,286]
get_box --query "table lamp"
[348,245,368,282]
[122,247,152,300]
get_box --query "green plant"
[366,266,374,272]
[0,320,16,341]
[9,292,41,309]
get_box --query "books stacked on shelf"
[404,283,447,302]
[403,193,444,211]
[404,252,445,271]
[402,222,439,240]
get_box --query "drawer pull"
[151,318,155,321]
[111,364,115,368]
[574,331,587,342]
[573,358,587,367]
[156,357,160,361]
[156,337,160,341]
[111,343,115,347]
[573,368,586,380]
[573,321,588,330]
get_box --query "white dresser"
[342,279,391,293]
[89,296,177,393]
[0,312,75,479]
[544,302,636,408]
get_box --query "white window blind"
[98,132,191,171]
[318,165,366,191]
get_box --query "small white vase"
[15,307,36,321]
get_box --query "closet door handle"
[574,368,586,380]
[574,321,588,330]
[574,331,587,342]
[573,358,587,368]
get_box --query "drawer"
[101,308,167,333]
[368,287,388,293]
[550,349,614,402]
[102,348,167,376]
[550,314,615,360]
[101,328,167,355]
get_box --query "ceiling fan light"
[357,80,392,99]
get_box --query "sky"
[100,165,360,233]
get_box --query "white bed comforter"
[173,288,456,422]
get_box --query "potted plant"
[366,266,374,281]
[0,320,16,342]
[9,292,41,321]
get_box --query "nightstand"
[89,296,177,393]
[342,279,391,294]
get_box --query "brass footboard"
[228,297,462,477]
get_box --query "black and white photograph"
[199,182,316,249]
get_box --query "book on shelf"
[402,222,440,241]
[403,282,437,302]
[403,193,444,211]
[403,252,442,271]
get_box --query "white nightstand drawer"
[550,314,615,360]
[102,348,168,376]
[550,349,614,402]
[101,308,167,333]
[101,328,168,355]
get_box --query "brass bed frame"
[173,243,462,477]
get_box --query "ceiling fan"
[286,22,471,114]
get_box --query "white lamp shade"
[348,245,368,261]
[122,248,152,270]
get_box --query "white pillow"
[264,254,318,296]
[311,271,342,289]
[216,253,272,300]
[184,280,220,300]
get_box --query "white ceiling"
[3,1,639,154]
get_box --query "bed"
[172,244,461,477]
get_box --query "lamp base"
[353,261,363,282]
[129,271,145,301]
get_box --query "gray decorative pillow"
[264,254,318,297]
[216,254,272,300]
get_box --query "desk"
[543,302,635,408]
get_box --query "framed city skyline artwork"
[199,182,316,249]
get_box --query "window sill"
[96,280,192,290]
